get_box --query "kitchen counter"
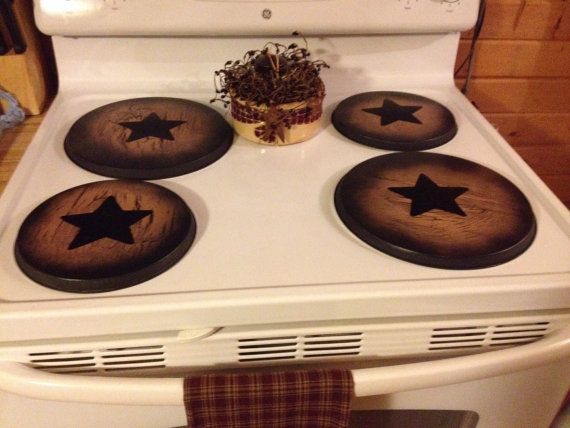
[0,113,44,196]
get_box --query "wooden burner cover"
[334,153,536,269]
[332,92,457,151]
[15,180,196,293]
[64,97,233,179]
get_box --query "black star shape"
[61,196,153,249]
[389,173,468,217]
[363,98,422,126]
[118,112,185,142]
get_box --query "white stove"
[1,2,570,427]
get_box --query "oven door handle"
[1,325,570,405]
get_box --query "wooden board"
[513,145,570,206]
[514,144,570,174]
[334,153,536,269]
[456,40,570,78]
[456,78,570,113]
[483,112,570,146]
[15,180,196,293]
[531,174,570,207]
[461,0,570,41]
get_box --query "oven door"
[1,325,570,428]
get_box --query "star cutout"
[118,112,185,142]
[61,196,153,249]
[389,173,468,217]
[363,98,422,126]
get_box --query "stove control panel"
[34,0,479,36]
[431,0,463,13]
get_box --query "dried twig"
[211,34,329,107]
[211,34,329,143]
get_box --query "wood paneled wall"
[456,0,570,209]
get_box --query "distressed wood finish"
[15,180,196,293]
[64,98,233,179]
[334,153,536,269]
[332,92,457,151]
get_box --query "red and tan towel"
[183,369,354,428]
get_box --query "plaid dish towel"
[183,369,354,428]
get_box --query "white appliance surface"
[1,86,569,290]
[0,33,569,342]
[1,1,570,427]
[34,0,477,36]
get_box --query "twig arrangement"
[211,33,329,144]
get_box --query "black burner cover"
[15,180,196,293]
[332,92,457,151]
[334,152,536,269]
[65,97,233,179]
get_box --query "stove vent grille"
[28,345,165,374]
[428,322,550,351]
[237,332,363,363]
[19,318,562,375]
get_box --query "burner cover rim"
[332,91,458,151]
[64,134,232,180]
[14,225,195,293]
[334,152,537,270]
[14,179,197,293]
[64,97,233,180]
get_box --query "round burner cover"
[334,153,536,269]
[332,92,457,150]
[15,180,196,293]
[65,97,233,179]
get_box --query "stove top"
[0,24,569,342]
[9,90,548,297]
[2,88,569,304]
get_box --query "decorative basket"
[212,34,329,146]
[230,96,324,145]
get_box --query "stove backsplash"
[35,0,479,37]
